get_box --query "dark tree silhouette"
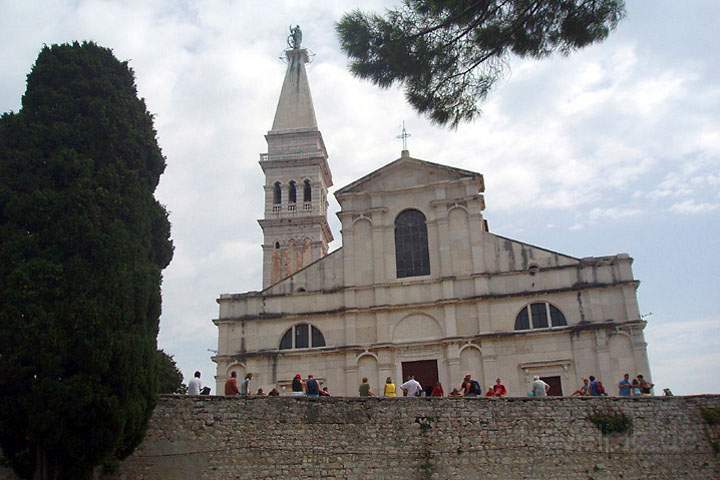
[338,0,625,127]
[0,42,173,479]
[156,350,186,395]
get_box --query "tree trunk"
[33,446,58,480]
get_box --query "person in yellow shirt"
[384,377,397,397]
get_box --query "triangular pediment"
[335,155,482,196]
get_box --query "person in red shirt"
[224,371,240,396]
[492,378,507,397]
[485,386,494,397]
[431,382,444,397]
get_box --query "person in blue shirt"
[589,376,606,396]
[618,373,632,397]
[306,374,320,397]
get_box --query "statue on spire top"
[288,25,303,49]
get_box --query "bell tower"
[258,28,333,288]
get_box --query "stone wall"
[2,395,719,479]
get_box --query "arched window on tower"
[303,179,312,202]
[394,209,430,278]
[273,181,282,205]
[288,181,297,204]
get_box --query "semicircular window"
[394,209,430,278]
[514,302,567,330]
[279,323,326,350]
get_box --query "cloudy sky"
[2,1,718,395]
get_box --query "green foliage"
[0,42,173,479]
[415,415,437,433]
[700,407,720,426]
[337,0,625,127]
[156,350,186,394]
[588,410,632,435]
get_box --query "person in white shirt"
[239,373,253,396]
[400,376,423,397]
[187,371,202,395]
[531,375,549,397]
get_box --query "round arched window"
[514,303,567,330]
[279,324,326,350]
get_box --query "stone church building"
[212,40,652,397]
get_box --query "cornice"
[214,279,639,322]
[212,319,647,361]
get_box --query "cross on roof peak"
[396,121,411,154]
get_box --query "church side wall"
[2,395,715,480]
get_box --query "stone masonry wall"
[2,395,719,479]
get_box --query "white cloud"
[646,316,720,394]
[588,207,644,222]
[669,199,720,214]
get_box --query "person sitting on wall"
[306,374,320,398]
[224,371,240,396]
[187,371,202,396]
[637,374,654,396]
[492,378,507,397]
[400,375,422,397]
[531,376,550,397]
[383,377,397,397]
[618,373,632,397]
[485,386,494,397]
[431,382,444,397]
[319,386,331,396]
[588,376,606,396]
[239,373,253,396]
[449,388,463,397]
[268,387,280,397]
[359,377,374,397]
[291,374,305,396]
[460,374,482,397]
[571,378,590,396]
[256,388,265,396]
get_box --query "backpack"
[469,380,483,395]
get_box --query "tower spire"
[271,27,317,133]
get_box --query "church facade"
[212,40,652,397]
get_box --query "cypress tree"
[0,42,173,479]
